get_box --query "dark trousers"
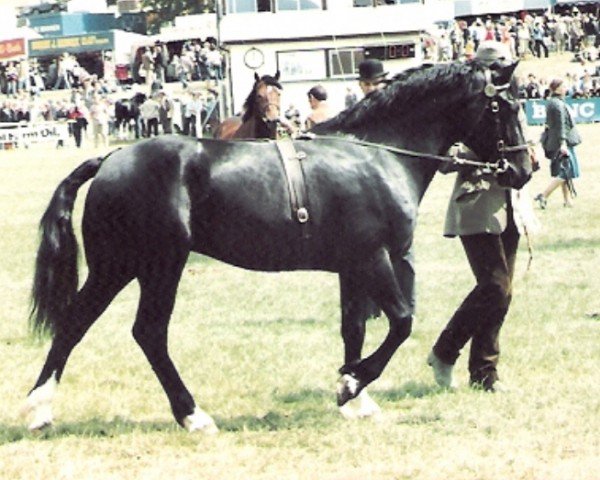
[145,118,159,137]
[433,211,519,387]
[534,39,549,58]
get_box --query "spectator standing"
[182,90,203,137]
[67,102,88,148]
[141,47,155,89]
[536,78,582,209]
[157,90,174,134]
[89,94,110,149]
[532,21,549,58]
[140,93,160,137]
[206,43,223,82]
[5,62,18,97]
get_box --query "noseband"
[470,68,530,173]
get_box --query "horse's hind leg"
[132,258,217,434]
[23,270,132,430]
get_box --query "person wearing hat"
[534,78,581,209]
[357,58,388,96]
[305,84,334,130]
[427,41,539,393]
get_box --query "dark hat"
[358,59,387,82]
[307,85,328,101]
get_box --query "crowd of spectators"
[1,7,598,148]
[427,8,599,64]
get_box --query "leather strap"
[275,139,311,240]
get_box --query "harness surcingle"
[275,139,311,240]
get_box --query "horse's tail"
[30,156,106,338]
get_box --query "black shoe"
[534,194,547,209]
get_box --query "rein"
[296,133,524,175]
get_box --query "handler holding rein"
[427,41,539,392]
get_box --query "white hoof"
[183,407,219,434]
[338,388,382,420]
[22,374,57,431]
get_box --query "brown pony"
[214,71,282,139]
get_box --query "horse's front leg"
[336,273,381,419]
[337,249,414,412]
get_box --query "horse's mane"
[315,61,487,134]
[241,74,282,123]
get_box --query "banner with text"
[525,97,600,125]
[0,38,26,61]
[0,122,69,145]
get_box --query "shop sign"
[28,32,114,57]
[0,38,26,60]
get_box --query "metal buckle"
[297,207,309,223]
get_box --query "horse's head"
[244,71,282,126]
[461,61,532,189]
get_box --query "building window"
[328,48,364,78]
[227,0,256,13]
[276,0,321,11]
[277,50,326,81]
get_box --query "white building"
[219,0,453,118]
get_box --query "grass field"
[1,56,599,480]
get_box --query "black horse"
[114,92,147,140]
[24,60,531,432]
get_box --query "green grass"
[0,120,599,479]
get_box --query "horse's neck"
[318,121,450,201]
[235,115,274,140]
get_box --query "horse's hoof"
[183,407,219,434]
[338,388,382,420]
[336,373,360,406]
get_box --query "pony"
[24,60,531,433]
[114,92,147,140]
[213,71,282,139]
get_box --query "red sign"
[0,38,26,60]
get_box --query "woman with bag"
[535,78,582,209]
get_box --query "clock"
[243,47,265,70]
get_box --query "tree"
[141,0,216,23]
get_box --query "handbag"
[540,127,552,158]
[566,126,582,147]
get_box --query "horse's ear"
[254,72,260,82]
[274,70,280,81]
[492,61,519,85]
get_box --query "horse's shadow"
[4,382,442,442]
